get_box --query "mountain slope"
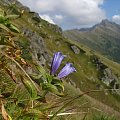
[64,19,120,63]
[0,0,120,119]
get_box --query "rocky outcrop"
[102,68,117,86]
[102,68,120,91]
[22,28,50,66]
[91,55,120,94]
[48,24,62,34]
[71,45,80,54]
[30,12,41,22]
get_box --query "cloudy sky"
[18,0,120,30]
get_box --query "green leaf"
[7,23,20,33]
[42,83,64,96]
[29,74,43,84]
[52,78,64,91]
[29,74,42,80]
[0,36,7,45]
[0,23,11,32]
[0,16,6,23]
[35,64,47,79]
[21,79,38,99]
[53,83,64,91]
[0,8,6,17]
[6,14,20,20]
[46,73,53,83]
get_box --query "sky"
[18,0,120,30]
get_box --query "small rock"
[71,45,80,54]
[55,41,61,47]
[38,55,46,66]
[20,6,30,12]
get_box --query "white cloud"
[54,15,63,20]
[112,15,120,24]
[18,0,106,29]
[40,14,55,24]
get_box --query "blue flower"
[51,52,76,79]
[51,52,65,75]
[58,63,76,79]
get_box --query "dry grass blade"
[48,112,88,117]
[1,101,12,120]
[0,51,41,93]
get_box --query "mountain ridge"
[67,19,120,32]
[64,19,120,63]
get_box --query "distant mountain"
[64,19,120,63]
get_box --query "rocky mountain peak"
[78,19,118,32]
[97,19,120,29]
[100,19,111,25]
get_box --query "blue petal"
[58,63,76,79]
[51,52,65,75]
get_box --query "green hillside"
[64,19,120,63]
[0,0,120,119]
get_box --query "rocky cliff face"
[91,55,120,95]
[22,28,50,66]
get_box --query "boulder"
[102,68,119,89]
[71,45,80,54]
[38,54,46,66]
[32,12,41,22]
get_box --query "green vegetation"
[92,114,117,120]
[0,0,120,120]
